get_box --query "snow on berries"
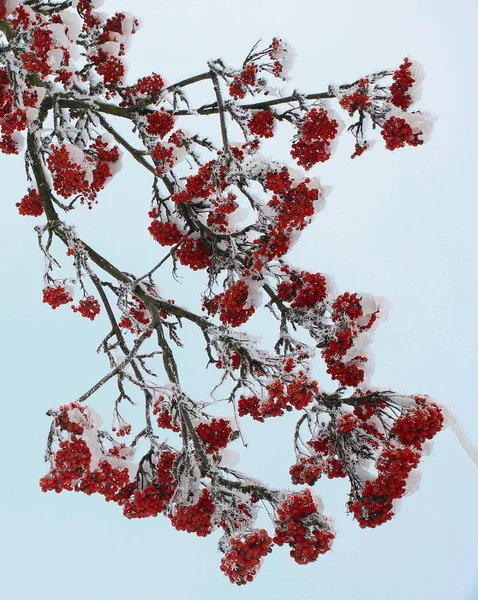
[291,108,339,169]
[381,116,423,151]
[169,489,216,537]
[390,58,416,110]
[273,489,335,564]
[1,0,439,585]
[220,530,273,585]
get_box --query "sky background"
[1,0,478,598]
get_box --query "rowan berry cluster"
[148,220,183,246]
[153,395,180,432]
[391,399,444,448]
[0,65,31,154]
[17,188,43,216]
[239,373,318,421]
[176,236,212,270]
[146,109,175,138]
[351,141,368,159]
[113,423,132,437]
[273,489,335,564]
[390,58,415,110]
[40,436,92,493]
[54,402,88,436]
[248,110,275,138]
[119,296,151,334]
[229,64,258,100]
[220,530,273,585]
[78,460,130,500]
[42,285,73,309]
[381,117,423,151]
[169,489,216,537]
[339,81,371,115]
[20,27,54,78]
[196,418,233,454]
[277,269,327,309]
[291,108,339,169]
[120,73,165,107]
[206,193,238,233]
[151,143,176,174]
[349,446,421,527]
[289,457,324,485]
[71,296,101,320]
[203,280,255,327]
[121,451,178,518]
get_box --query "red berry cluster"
[169,489,216,537]
[220,529,273,585]
[151,143,175,174]
[267,180,319,233]
[153,396,180,432]
[390,58,415,110]
[289,457,324,485]
[20,27,54,78]
[54,402,87,435]
[146,109,175,138]
[320,293,376,387]
[251,171,319,267]
[119,296,151,334]
[120,73,165,107]
[40,436,92,493]
[332,292,363,321]
[116,450,178,518]
[43,285,73,309]
[229,64,257,99]
[17,188,43,216]
[113,423,132,437]
[148,220,183,246]
[349,446,420,528]
[239,373,318,421]
[351,141,368,159]
[337,413,359,435]
[303,434,351,480]
[207,280,255,327]
[196,418,233,454]
[78,460,130,500]
[72,296,101,320]
[291,108,339,169]
[339,89,371,116]
[171,160,218,204]
[46,145,89,199]
[176,236,211,270]
[277,270,327,309]
[122,484,165,519]
[248,111,275,138]
[381,117,423,151]
[90,50,125,85]
[206,193,238,233]
[273,489,334,564]
[391,401,443,448]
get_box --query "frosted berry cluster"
[72,296,101,320]
[273,489,335,564]
[220,530,273,585]
[291,108,339,169]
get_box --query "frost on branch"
[0,0,442,586]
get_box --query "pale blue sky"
[1,1,478,599]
